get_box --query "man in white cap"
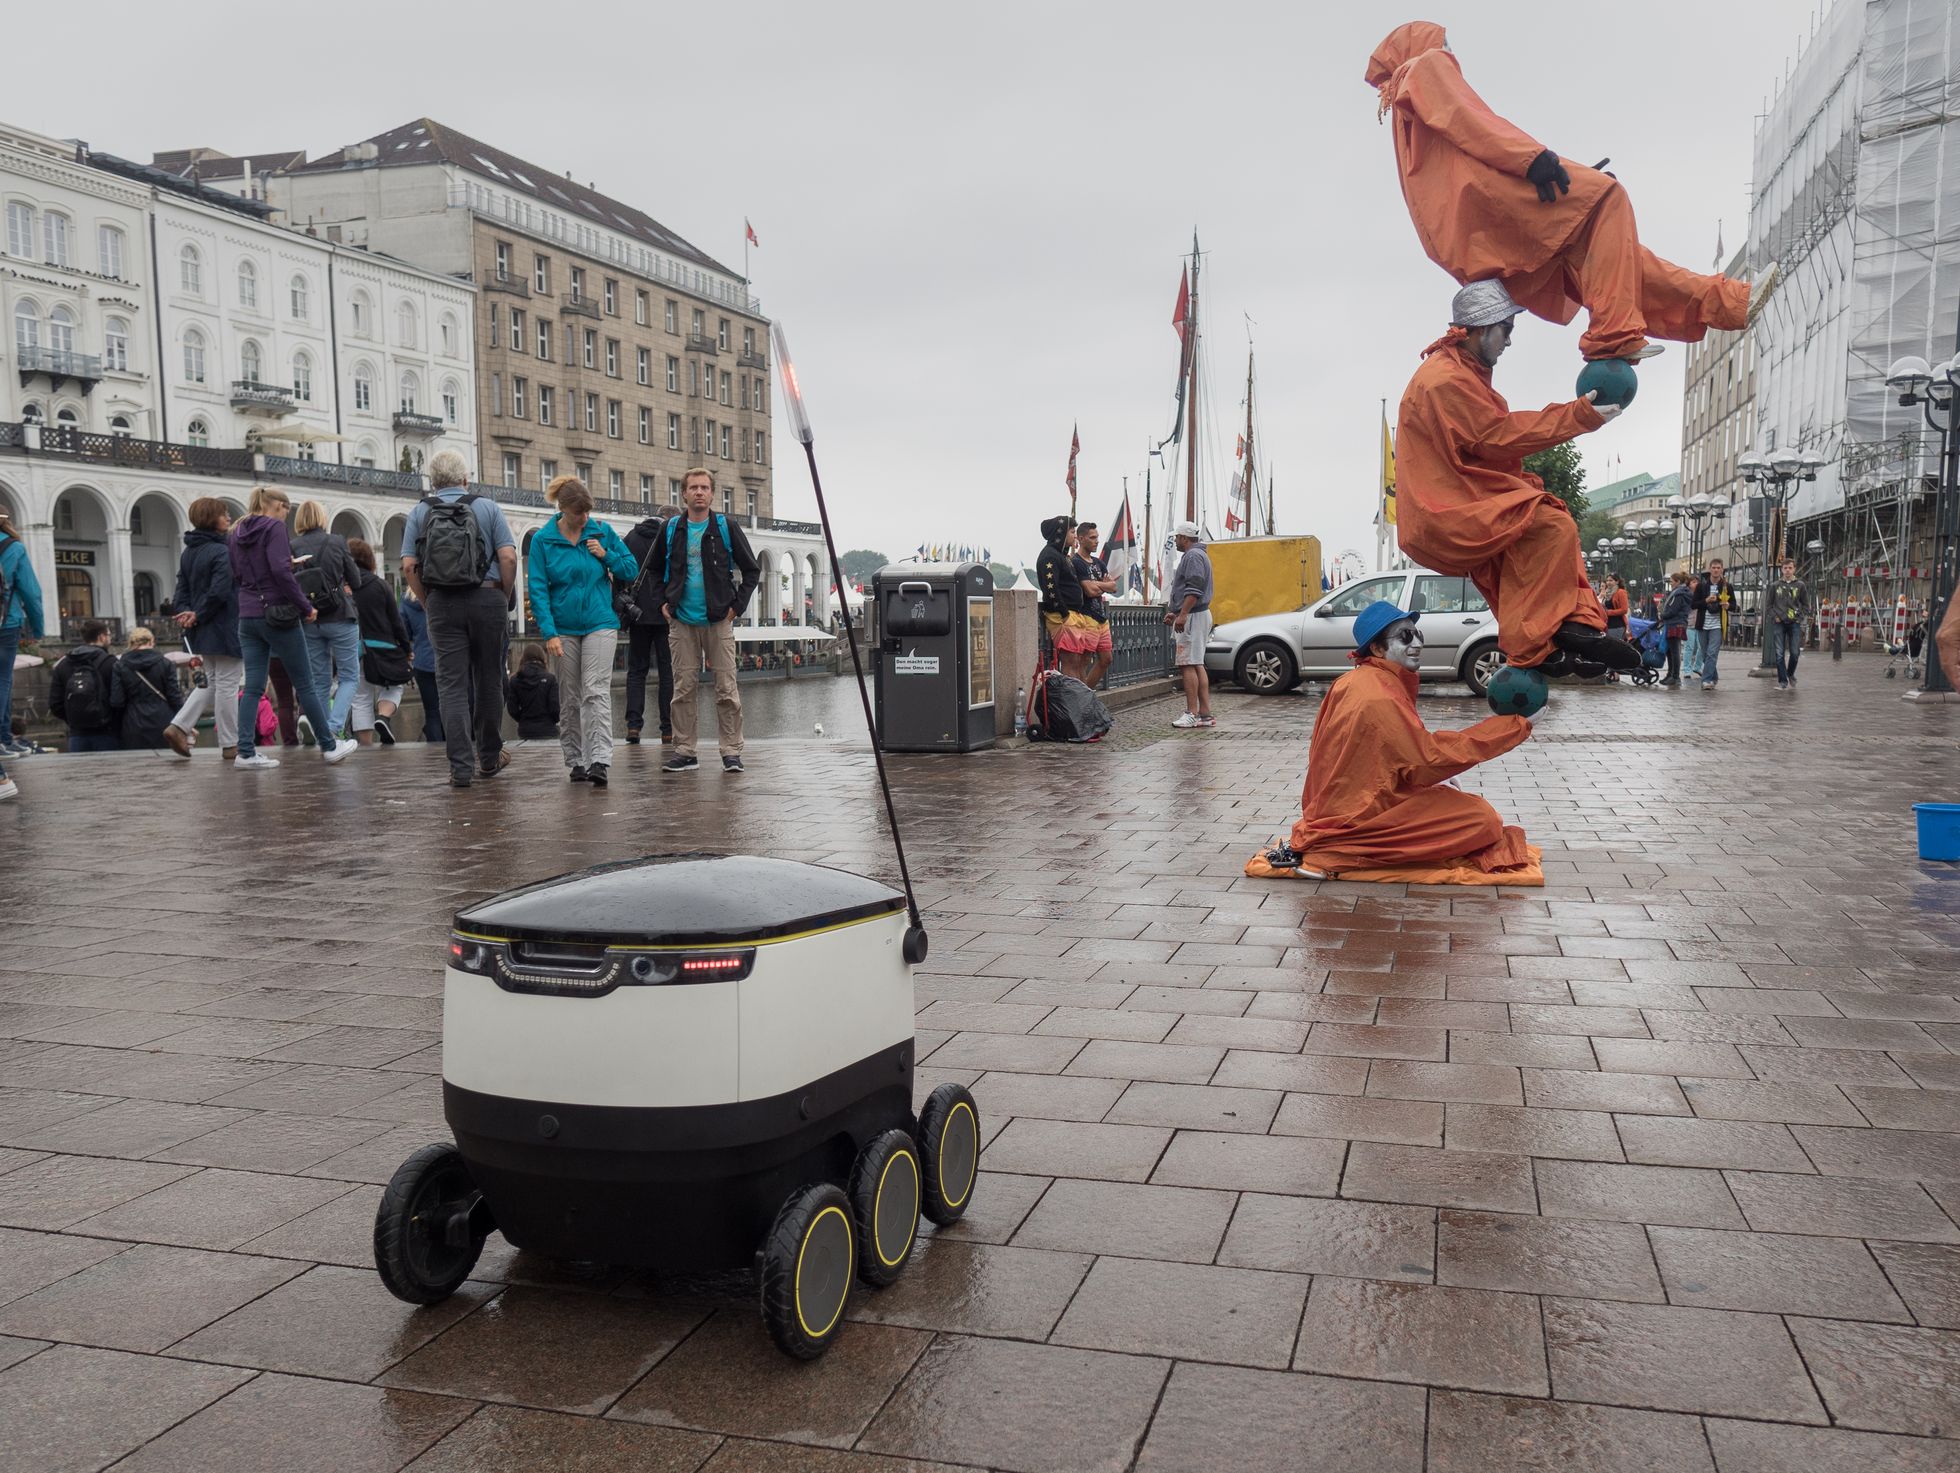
[1394,280,1639,678]
[1164,521,1213,727]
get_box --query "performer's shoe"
[1746,260,1782,327]
[1553,622,1643,671]
[1261,844,1328,879]
[1627,343,1666,362]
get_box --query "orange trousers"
[1507,184,1751,361]
[1467,499,1604,667]
[1292,785,1530,873]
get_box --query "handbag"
[361,639,411,686]
[264,601,303,631]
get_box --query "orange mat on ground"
[1243,844,1543,887]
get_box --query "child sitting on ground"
[505,642,561,742]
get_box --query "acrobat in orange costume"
[1365,22,1754,362]
[1282,655,1534,878]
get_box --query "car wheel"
[1462,640,1505,698]
[1233,638,1297,696]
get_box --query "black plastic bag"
[1027,671,1112,743]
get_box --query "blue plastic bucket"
[1915,803,1960,862]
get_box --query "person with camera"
[346,538,413,745]
[290,500,360,746]
[525,475,638,787]
[228,486,353,769]
[621,512,675,746]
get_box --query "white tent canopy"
[734,624,833,643]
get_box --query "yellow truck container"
[1203,535,1324,626]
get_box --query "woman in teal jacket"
[527,476,637,787]
[1,508,47,796]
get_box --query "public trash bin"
[871,560,996,753]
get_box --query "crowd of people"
[0,452,764,801]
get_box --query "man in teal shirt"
[650,469,760,771]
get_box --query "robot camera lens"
[630,956,658,982]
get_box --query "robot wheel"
[918,1083,980,1227]
[848,1129,921,1288]
[758,1182,855,1359]
[374,1142,491,1305]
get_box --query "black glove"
[1527,149,1570,203]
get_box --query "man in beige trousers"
[652,469,761,772]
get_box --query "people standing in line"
[290,500,361,746]
[1656,570,1692,689]
[648,468,759,774]
[228,486,355,770]
[50,620,122,752]
[505,642,562,742]
[346,539,413,746]
[621,511,675,746]
[1767,556,1811,692]
[399,587,442,744]
[1036,515,1094,682]
[526,476,637,788]
[401,450,518,790]
[1072,520,1118,689]
[1165,520,1215,729]
[0,508,45,800]
[1692,558,1734,690]
[163,496,242,759]
[113,627,182,752]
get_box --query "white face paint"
[1381,619,1424,671]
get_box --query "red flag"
[1066,423,1080,496]
[1172,268,1190,344]
[745,219,759,247]
[1236,434,1245,460]
[1225,508,1242,532]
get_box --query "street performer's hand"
[1583,389,1623,424]
[1527,149,1571,203]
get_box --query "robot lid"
[456,854,907,949]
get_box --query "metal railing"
[1106,603,1174,688]
[230,379,295,411]
[750,515,821,537]
[736,347,768,370]
[17,346,103,380]
[392,411,446,435]
[6,422,252,476]
[263,454,424,495]
[685,332,718,355]
[561,294,601,319]
[483,275,530,298]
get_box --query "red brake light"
[681,955,747,973]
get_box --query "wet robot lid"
[455,854,907,948]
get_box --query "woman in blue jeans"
[226,487,355,769]
[291,499,362,743]
[0,507,46,800]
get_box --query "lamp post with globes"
[1737,448,1823,675]
[1882,350,1959,699]
[1667,492,1729,570]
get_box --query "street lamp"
[1673,492,1728,568]
[1738,447,1822,675]
[1886,349,1959,698]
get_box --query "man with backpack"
[50,620,121,752]
[400,450,517,788]
[622,511,675,746]
[646,469,759,772]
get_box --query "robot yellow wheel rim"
[937,1102,977,1209]
[874,1149,921,1268]
[793,1203,853,1339]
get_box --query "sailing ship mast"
[1185,231,1199,525]
[1239,349,1256,538]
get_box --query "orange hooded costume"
[1283,657,1533,876]
[1397,331,1606,668]
[1366,22,1751,361]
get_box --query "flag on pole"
[1106,494,1140,593]
[1379,411,1397,527]
[745,219,759,248]
[1172,268,1190,346]
[1066,423,1080,505]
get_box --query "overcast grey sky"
[28,0,1829,569]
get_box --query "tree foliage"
[839,549,891,581]
[1524,442,1587,518]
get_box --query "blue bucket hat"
[1353,600,1415,653]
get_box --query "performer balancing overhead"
[1255,600,1538,883]
[1398,280,1641,677]
[1365,21,1778,365]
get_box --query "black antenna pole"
[773,323,928,963]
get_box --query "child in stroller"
[1624,616,1667,687]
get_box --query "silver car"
[1204,569,1506,697]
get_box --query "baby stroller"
[1883,621,1926,680]
[1624,616,1666,687]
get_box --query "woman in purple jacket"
[228,487,354,769]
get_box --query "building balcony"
[263,453,425,494]
[230,379,295,414]
[562,295,601,319]
[17,346,104,394]
[736,347,768,370]
[686,332,718,356]
[3,420,252,477]
[483,274,530,298]
[393,410,446,436]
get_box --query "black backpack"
[418,493,488,590]
[61,655,111,731]
[292,555,339,616]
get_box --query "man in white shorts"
[1165,520,1214,728]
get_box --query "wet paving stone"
[1436,1211,1664,1302]
[0,1343,254,1473]
[981,1117,1169,1182]
[1427,1389,1714,1472]
[1534,1160,1744,1229]
[1150,1128,1344,1196]
[69,1167,353,1250]
[1702,1418,1960,1472]
[0,1154,199,1231]
[1613,1115,1814,1172]
[1648,1226,1910,1320]
[1135,1362,1425,1472]
[1722,1169,1960,1241]
[1543,1297,1826,1422]
[1011,1178,1236,1262]
[0,1226,130,1307]
[1293,1276,1548,1395]
[1866,1241,1960,1328]
[1269,1091,1442,1146]
[843,1240,1090,1340]
[0,1243,303,1353]
[1051,1256,1307,1368]
[1341,1142,1536,1213]
[1787,1317,1960,1436]
[1219,1192,1435,1281]
[1443,1103,1624,1161]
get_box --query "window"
[533,254,550,293]
[1410,576,1478,615]
[443,384,460,425]
[705,418,716,454]
[490,373,502,416]
[666,356,679,392]
[238,259,258,309]
[5,202,32,258]
[636,346,650,385]
[441,316,456,356]
[111,415,132,435]
[741,376,750,410]
[356,440,377,468]
[583,392,597,431]
[719,370,731,405]
[638,406,651,443]
[609,469,623,498]
[240,340,263,383]
[45,306,74,355]
[754,376,765,412]
[665,299,677,332]
[351,290,370,335]
[186,417,209,447]
[603,279,616,314]
[487,311,497,349]
[640,474,653,502]
[691,308,704,337]
[667,413,680,450]
[721,486,733,516]
[689,360,698,396]
[354,363,374,411]
[42,212,69,267]
[537,319,551,359]
[606,399,620,438]
[635,289,648,325]
[19,402,42,426]
[539,458,558,491]
[511,307,524,347]
[293,351,314,402]
[537,384,553,425]
[104,317,128,371]
[569,266,584,302]
[582,328,596,369]
[753,429,765,464]
[180,243,203,295]
[503,451,520,487]
[689,417,699,453]
[13,300,37,353]
[97,226,124,279]
[394,370,417,415]
[512,376,527,418]
[717,318,729,350]
[290,274,309,320]
[397,302,416,348]
[576,461,592,484]
[719,424,731,460]
[742,326,755,356]
[1318,576,1404,619]
[746,489,757,520]
[668,478,682,506]
[495,240,510,281]
[605,339,618,377]
[183,328,206,383]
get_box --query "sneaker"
[587,762,609,787]
[1775,681,1788,691]
[1172,713,1202,729]
[450,771,473,789]
[625,727,642,746]
[569,765,588,782]
[235,753,281,770]
[664,753,700,772]
[323,737,358,765]
[1197,715,1216,728]
[0,778,17,801]
[374,716,396,746]
[1746,260,1781,327]
[479,749,511,779]
[163,725,192,759]
[1702,681,1715,690]
[296,715,316,748]
[722,753,744,773]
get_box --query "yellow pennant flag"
[1380,412,1397,527]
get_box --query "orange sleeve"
[1434,370,1606,462]
[1393,53,1545,176]
[1359,693,1530,790]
